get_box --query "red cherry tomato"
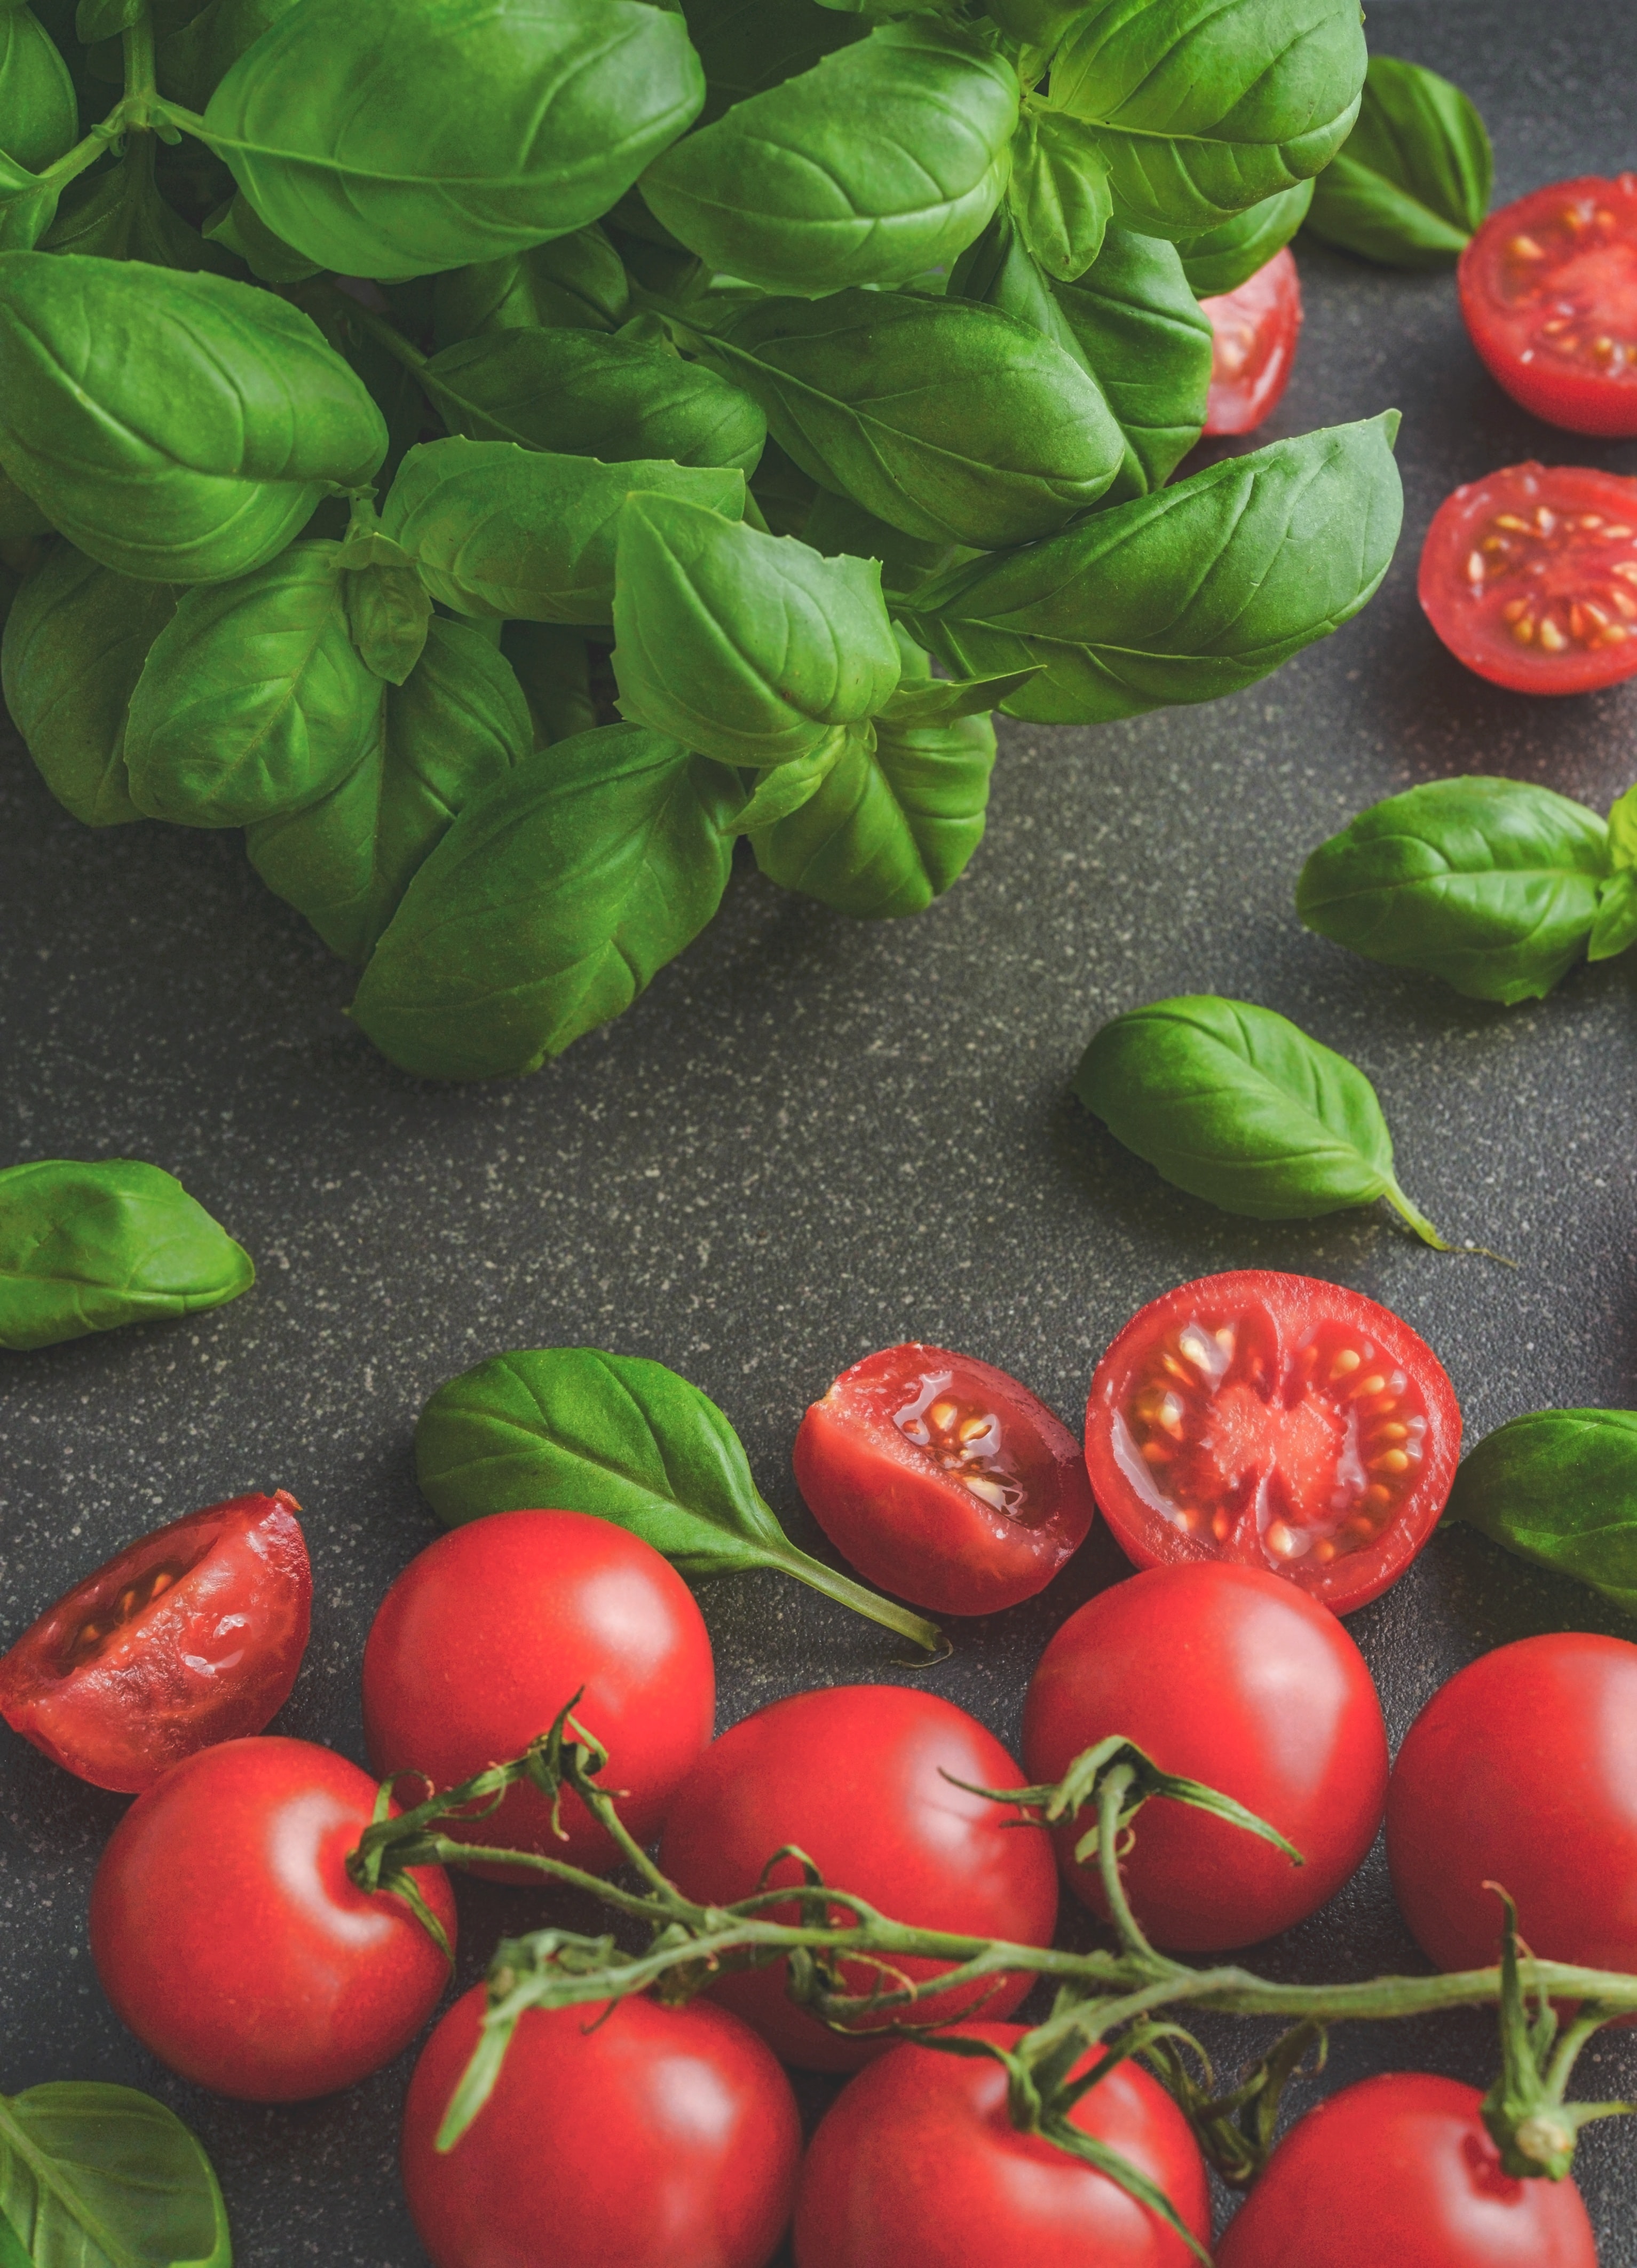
[362,1509,715,1877]
[1459,174,1637,437]
[1216,2073,1598,2267]
[90,1735,455,2101]
[1418,461,1637,695]
[1084,1271,1460,1614]
[1200,248,1302,436]
[1023,1564,1387,1951]
[0,1489,310,1793]
[402,1984,802,2268]
[658,1684,1059,2072]
[793,2022,1211,2268]
[792,1343,1096,1616]
[1387,1632,1637,1978]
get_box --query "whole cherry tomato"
[1023,1564,1388,1951]
[793,1342,1096,1616]
[90,1735,455,2101]
[0,1489,309,1793]
[1200,248,1302,435]
[362,1509,715,1876]
[793,2022,1211,2268]
[1460,174,1637,436]
[401,1984,802,2268]
[658,1684,1059,2072]
[1216,2073,1598,2266]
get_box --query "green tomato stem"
[758,1537,945,1656]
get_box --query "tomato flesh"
[0,1488,310,1792]
[1200,248,1302,436]
[1085,1271,1460,1613]
[1460,174,1637,436]
[793,1343,1096,1615]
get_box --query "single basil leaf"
[349,724,738,1077]
[0,2083,231,2267]
[1445,1410,1637,1616]
[612,491,902,767]
[0,2203,26,2268]
[0,147,58,250]
[725,728,850,833]
[431,226,631,347]
[876,668,1033,726]
[1008,105,1111,282]
[641,19,1019,297]
[800,486,953,595]
[377,437,746,627]
[1305,53,1492,270]
[0,4,76,175]
[1589,869,1637,965]
[899,413,1402,723]
[203,0,705,281]
[1607,781,1637,868]
[948,206,1092,369]
[247,614,529,965]
[0,463,47,542]
[157,0,300,111]
[1296,775,1609,1005]
[679,0,865,129]
[344,556,432,687]
[201,188,321,283]
[415,1345,942,1651]
[2,542,176,826]
[0,1159,254,1349]
[40,137,238,273]
[1175,178,1315,297]
[1050,224,1213,498]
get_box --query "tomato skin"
[90,1735,455,2102]
[793,1343,1096,1616]
[1023,1564,1387,1951]
[361,1509,715,1876]
[1460,175,1637,437]
[658,1684,1059,2072]
[1200,248,1302,436]
[0,1489,310,1793]
[402,1984,801,2268]
[1387,1632,1637,1978]
[793,2022,1210,2268]
[1217,2073,1598,2267]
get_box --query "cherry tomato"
[1387,1632,1637,1978]
[1084,1271,1460,1613]
[793,2022,1211,2268]
[1023,1563,1387,1951]
[90,1735,455,2101]
[792,1343,1096,1616]
[1200,248,1302,436]
[1460,174,1637,437]
[0,1489,310,1793]
[1216,2073,1598,2267]
[1418,461,1637,695]
[362,1509,714,1877]
[658,1684,1059,2072]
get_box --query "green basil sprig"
[1445,1410,1637,1616]
[416,1345,944,1653]
[1305,53,1492,270]
[0,2080,231,2267]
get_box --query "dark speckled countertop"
[4,4,1637,2258]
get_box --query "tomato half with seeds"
[1460,174,1637,436]
[1084,1272,1460,1613]
[793,1344,1096,1616]
[0,1489,310,1793]
[1200,248,1302,436]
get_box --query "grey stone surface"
[4,3,1637,2257]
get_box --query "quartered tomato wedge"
[1200,247,1302,436]
[1460,174,1637,435]
[1084,1272,1460,1613]
[0,1489,310,1792]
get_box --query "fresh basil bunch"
[0,0,1402,1081]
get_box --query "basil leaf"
[0,2082,231,2267]
[0,4,76,175]
[247,615,529,965]
[376,437,746,627]
[1175,178,1315,297]
[947,206,1093,371]
[1606,779,1637,865]
[1445,1410,1637,1616]
[349,725,738,1077]
[0,1158,254,1349]
[0,464,48,541]
[344,554,432,687]
[39,138,238,273]
[500,621,596,748]
[611,491,902,767]
[640,19,1019,297]
[1589,869,1637,965]
[2,544,176,828]
[1306,53,1492,271]
[415,1345,942,1652]
[1050,224,1213,498]
[749,435,819,539]
[802,486,953,595]
[203,0,705,281]
[157,0,300,111]
[1072,994,1450,1246]
[900,413,1403,723]
[1295,776,1610,1005]
[0,255,387,584]
[678,0,865,129]
[201,188,321,284]
[1008,105,1112,281]
[983,0,1085,45]
[431,227,631,346]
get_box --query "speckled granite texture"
[4,4,1637,2258]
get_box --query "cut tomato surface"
[1084,1272,1460,1613]
[1200,247,1302,436]
[1460,174,1637,436]
[1419,460,1637,694]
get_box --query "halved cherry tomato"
[0,1489,310,1793]
[1460,174,1637,436]
[1084,1271,1460,1613]
[1200,248,1302,436]
[1418,461,1637,694]
[792,1343,1096,1616]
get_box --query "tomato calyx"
[1480,1884,1635,2180]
